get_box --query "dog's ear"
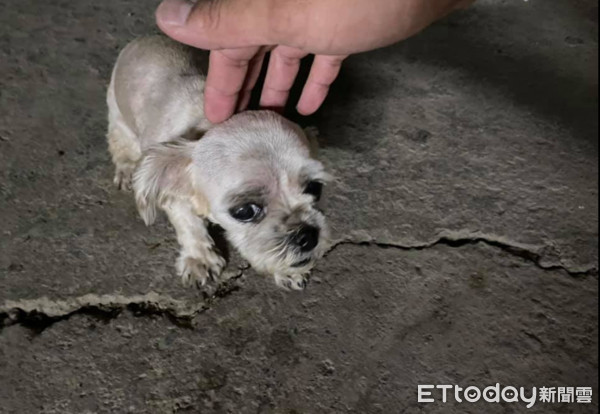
[133,138,209,225]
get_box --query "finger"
[259,46,308,110]
[237,50,267,112]
[296,54,347,115]
[156,0,273,49]
[204,47,260,123]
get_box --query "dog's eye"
[304,181,323,201]
[229,203,263,222]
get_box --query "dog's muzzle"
[291,224,320,252]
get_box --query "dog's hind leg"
[106,74,141,191]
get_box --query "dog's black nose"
[293,225,320,252]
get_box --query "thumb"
[156,0,275,50]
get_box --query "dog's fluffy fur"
[107,36,330,290]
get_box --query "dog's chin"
[247,256,312,276]
[291,257,313,268]
[245,249,320,277]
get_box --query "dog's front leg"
[164,200,226,287]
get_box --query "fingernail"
[157,0,194,27]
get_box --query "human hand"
[156,0,474,123]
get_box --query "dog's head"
[134,111,330,287]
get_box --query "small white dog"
[106,36,330,290]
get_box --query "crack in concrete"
[0,269,247,335]
[1,234,596,335]
[0,293,205,334]
[326,231,598,277]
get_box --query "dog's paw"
[177,250,226,288]
[274,273,309,291]
[113,165,135,191]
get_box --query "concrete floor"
[0,0,598,413]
